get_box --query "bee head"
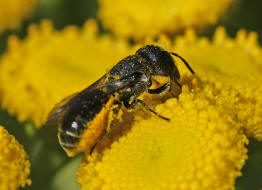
[136,45,181,82]
[136,45,194,86]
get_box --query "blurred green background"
[0,0,261,189]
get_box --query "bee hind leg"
[89,102,122,155]
[108,101,122,131]
[90,142,98,154]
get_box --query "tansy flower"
[77,28,262,189]
[98,0,234,40]
[0,19,130,127]
[0,19,261,189]
[0,125,31,189]
[170,27,262,141]
[77,90,248,190]
[0,0,40,34]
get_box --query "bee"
[46,45,194,157]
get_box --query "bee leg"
[108,101,122,130]
[89,128,108,154]
[89,102,123,155]
[148,82,171,94]
[90,142,98,154]
[124,99,169,121]
[174,80,182,88]
[89,102,122,155]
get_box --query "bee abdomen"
[58,128,81,151]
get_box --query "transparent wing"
[45,72,142,126]
[45,92,79,126]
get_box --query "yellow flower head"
[0,0,40,34]
[170,27,262,140]
[77,90,247,190]
[0,126,31,189]
[77,28,262,189]
[98,0,234,40]
[0,20,130,127]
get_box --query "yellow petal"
[0,126,31,189]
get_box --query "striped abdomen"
[58,88,110,155]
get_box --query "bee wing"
[46,92,79,126]
[87,74,108,89]
[46,75,110,126]
[46,72,142,126]
[86,72,142,93]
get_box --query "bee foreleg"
[124,99,169,121]
[148,82,171,94]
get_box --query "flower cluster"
[0,126,31,190]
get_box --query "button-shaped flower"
[0,126,31,190]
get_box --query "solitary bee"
[46,45,194,157]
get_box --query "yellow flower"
[98,0,234,40]
[77,90,247,190]
[77,28,262,189]
[0,125,31,189]
[0,0,40,34]
[0,20,131,127]
[170,27,262,140]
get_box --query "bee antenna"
[170,52,195,74]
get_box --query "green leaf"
[51,155,82,190]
